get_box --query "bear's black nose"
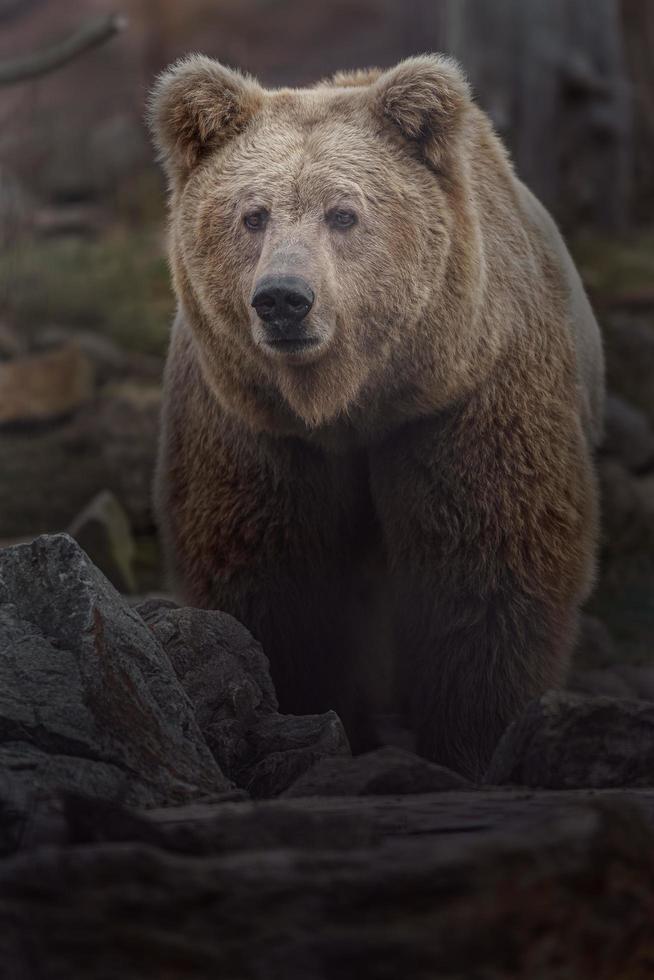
[251,275,314,335]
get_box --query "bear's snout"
[251,275,315,345]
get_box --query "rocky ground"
[1,228,654,975]
[1,532,654,979]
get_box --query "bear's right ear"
[148,55,263,183]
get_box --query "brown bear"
[148,54,604,778]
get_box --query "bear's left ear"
[371,55,471,168]
[148,55,263,184]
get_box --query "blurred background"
[0,0,652,689]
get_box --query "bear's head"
[149,55,493,437]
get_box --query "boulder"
[486,691,654,789]
[244,711,351,798]
[283,746,471,798]
[0,534,230,809]
[139,601,278,778]
[0,383,160,537]
[140,602,351,798]
[68,490,136,593]
[0,343,94,426]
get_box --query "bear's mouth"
[267,337,320,350]
[263,337,323,356]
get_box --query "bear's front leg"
[369,394,598,780]
[156,360,377,747]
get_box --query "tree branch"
[0,12,126,86]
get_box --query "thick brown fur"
[148,54,604,777]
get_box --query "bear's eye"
[327,208,357,231]
[244,208,269,231]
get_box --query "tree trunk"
[620,0,654,222]
[440,0,632,230]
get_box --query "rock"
[139,602,278,777]
[0,383,160,537]
[10,791,374,856]
[33,326,163,386]
[244,711,351,798]
[486,691,654,789]
[68,490,136,593]
[98,383,162,531]
[283,746,471,798]
[0,788,248,857]
[0,343,94,426]
[1,797,653,978]
[0,534,230,810]
[602,394,654,472]
[139,602,351,798]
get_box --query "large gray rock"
[138,601,277,777]
[0,534,230,808]
[486,691,654,789]
[283,746,471,798]
[139,602,351,798]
